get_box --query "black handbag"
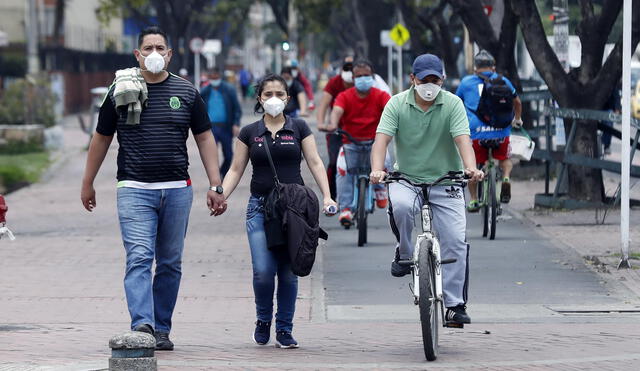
[261,134,287,251]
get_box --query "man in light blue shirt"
[200,68,242,177]
[455,51,522,211]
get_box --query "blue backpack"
[473,74,514,129]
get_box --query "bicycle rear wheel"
[480,180,489,237]
[489,167,498,240]
[357,178,368,247]
[418,240,438,361]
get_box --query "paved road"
[1,110,640,370]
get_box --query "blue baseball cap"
[412,54,444,80]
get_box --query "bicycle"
[335,129,375,247]
[384,171,469,361]
[477,141,502,240]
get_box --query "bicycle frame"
[350,175,375,213]
[479,147,495,208]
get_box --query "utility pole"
[287,0,298,61]
[25,0,40,75]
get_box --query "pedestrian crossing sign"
[390,23,410,47]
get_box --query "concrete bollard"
[109,331,157,371]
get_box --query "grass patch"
[0,151,50,192]
[611,252,640,260]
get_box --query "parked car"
[632,62,640,119]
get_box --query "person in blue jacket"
[200,68,242,177]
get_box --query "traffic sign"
[380,30,394,47]
[189,37,204,53]
[202,39,221,55]
[390,23,410,47]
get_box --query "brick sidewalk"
[2,113,640,370]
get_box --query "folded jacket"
[113,67,148,125]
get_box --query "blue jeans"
[246,195,298,332]
[117,186,193,333]
[212,125,234,177]
[336,143,390,210]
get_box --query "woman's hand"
[323,197,338,215]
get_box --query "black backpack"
[473,74,514,129]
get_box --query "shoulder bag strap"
[262,133,280,185]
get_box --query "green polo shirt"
[377,86,470,183]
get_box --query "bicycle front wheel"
[489,167,498,240]
[357,178,368,247]
[418,241,438,361]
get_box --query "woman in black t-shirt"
[220,74,336,348]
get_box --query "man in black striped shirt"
[80,26,226,351]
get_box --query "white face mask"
[341,71,353,83]
[141,51,166,74]
[415,82,441,101]
[262,96,286,117]
[291,69,299,78]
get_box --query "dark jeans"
[246,195,298,332]
[212,125,234,177]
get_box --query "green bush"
[0,75,57,127]
[0,139,45,154]
[0,54,27,77]
[0,151,50,193]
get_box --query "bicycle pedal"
[444,321,464,329]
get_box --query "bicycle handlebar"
[333,129,374,146]
[383,171,469,188]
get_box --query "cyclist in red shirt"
[326,60,391,227]
[317,56,354,200]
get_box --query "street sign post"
[620,0,632,269]
[380,30,394,92]
[390,24,410,92]
[190,37,204,88]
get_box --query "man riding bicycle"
[326,60,391,228]
[455,50,522,212]
[370,54,483,325]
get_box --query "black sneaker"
[445,305,471,324]
[391,247,412,277]
[253,320,271,345]
[500,181,511,203]
[275,330,299,348]
[133,323,154,335]
[154,332,174,351]
[391,260,412,277]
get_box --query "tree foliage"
[96,0,253,70]
[511,0,640,202]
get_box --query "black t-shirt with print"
[238,116,313,196]
[96,73,211,182]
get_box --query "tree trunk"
[567,119,604,202]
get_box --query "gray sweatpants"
[388,181,469,308]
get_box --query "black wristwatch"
[209,185,224,194]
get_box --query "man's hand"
[369,170,387,185]
[465,168,484,182]
[317,122,329,132]
[511,117,523,129]
[81,183,96,212]
[232,125,240,137]
[207,190,227,216]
